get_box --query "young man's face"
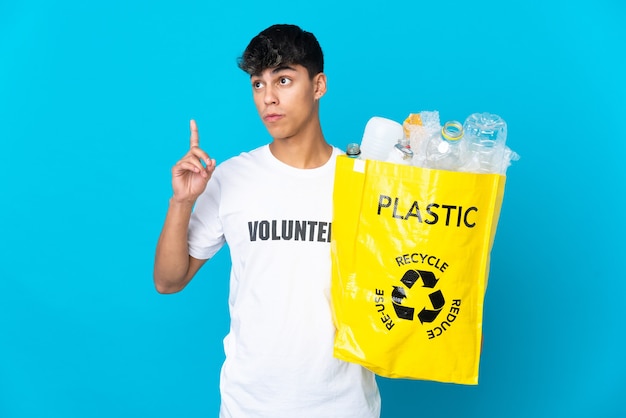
[250,64,326,141]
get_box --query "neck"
[269,123,332,169]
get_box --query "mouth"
[264,113,283,123]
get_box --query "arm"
[153,120,216,293]
[153,199,207,293]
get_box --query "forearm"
[153,198,196,293]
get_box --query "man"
[154,24,381,417]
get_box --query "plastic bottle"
[462,112,507,174]
[425,120,465,171]
[385,138,414,165]
[403,111,440,167]
[359,117,404,161]
[346,142,362,159]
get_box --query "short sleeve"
[188,170,226,260]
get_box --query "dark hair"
[237,24,324,78]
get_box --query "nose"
[263,85,278,105]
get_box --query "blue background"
[1,0,624,417]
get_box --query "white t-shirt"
[188,145,381,418]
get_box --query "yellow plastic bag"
[331,155,506,385]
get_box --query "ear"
[313,73,327,100]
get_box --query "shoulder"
[208,145,274,191]
[328,146,346,168]
[330,146,345,157]
[215,145,270,172]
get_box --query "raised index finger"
[189,119,200,148]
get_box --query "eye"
[279,77,291,86]
[252,80,264,89]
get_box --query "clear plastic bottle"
[346,142,362,159]
[403,111,440,167]
[463,112,507,174]
[385,138,414,165]
[425,120,465,171]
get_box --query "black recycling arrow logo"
[392,269,445,323]
[417,289,445,324]
[391,286,414,320]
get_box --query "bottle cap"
[346,142,361,158]
[441,121,463,142]
[394,143,414,160]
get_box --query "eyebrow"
[271,65,297,74]
[250,65,297,78]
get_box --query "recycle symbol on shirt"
[391,269,445,323]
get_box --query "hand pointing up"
[171,120,216,204]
